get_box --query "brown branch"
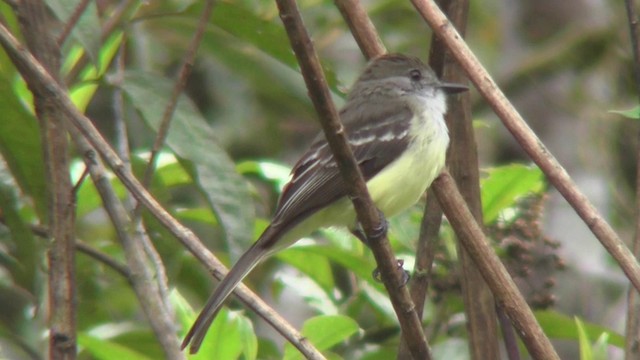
[275,0,431,359]
[426,1,499,359]
[56,0,90,47]
[333,0,385,59]
[409,191,441,314]
[75,241,131,280]
[111,40,174,323]
[433,171,559,359]
[0,22,325,360]
[625,0,640,358]
[138,0,214,193]
[411,0,640,293]
[77,141,184,359]
[14,1,77,358]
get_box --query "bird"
[182,53,467,353]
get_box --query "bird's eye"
[409,69,422,81]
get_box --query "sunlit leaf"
[576,316,593,360]
[237,160,291,192]
[609,106,640,119]
[278,245,335,295]
[68,32,124,111]
[283,315,359,359]
[481,164,545,224]
[78,333,153,360]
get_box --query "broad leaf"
[121,71,253,251]
[481,164,545,223]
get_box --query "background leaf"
[121,71,253,250]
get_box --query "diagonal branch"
[275,0,431,358]
[433,171,559,359]
[411,0,640,293]
[426,1,499,359]
[0,21,325,360]
[138,0,215,194]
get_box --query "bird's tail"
[181,228,277,354]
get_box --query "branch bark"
[0,21,325,360]
[411,0,640,294]
[433,172,559,360]
[426,1,499,359]
[275,0,431,358]
[334,0,386,60]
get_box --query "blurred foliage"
[0,0,635,359]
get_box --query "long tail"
[181,228,277,353]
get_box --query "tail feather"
[181,235,272,353]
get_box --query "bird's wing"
[267,104,414,239]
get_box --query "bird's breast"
[366,108,449,217]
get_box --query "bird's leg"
[350,209,410,285]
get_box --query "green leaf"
[283,315,359,359]
[237,160,291,192]
[575,317,593,360]
[195,309,254,360]
[0,182,41,294]
[609,106,640,119]
[481,164,545,223]
[592,332,610,360]
[292,243,379,290]
[236,312,258,360]
[275,271,339,316]
[174,266,257,360]
[0,52,47,219]
[72,159,127,218]
[47,0,102,64]
[68,32,124,111]
[277,246,335,295]
[535,310,623,348]
[78,333,153,360]
[121,71,253,248]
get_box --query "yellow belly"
[276,113,449,250]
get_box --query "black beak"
[438,82,468,94]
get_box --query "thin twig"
[77,141,184,359]
[433,171,559,359]
[138,0,215,193]
[275,0,431,358]
[411,0,640,293]
[56,0,90,47]
[624,0,640,358]
[130,1,214,317]
[0,218,132,280]
[112,40,174,320]
[0,22,325,360]
[333,0,385,59]
[409,191,441,315]
[75,241,132,280]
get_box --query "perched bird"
[182,53,467,353]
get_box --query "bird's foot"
[372,259,410,286]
